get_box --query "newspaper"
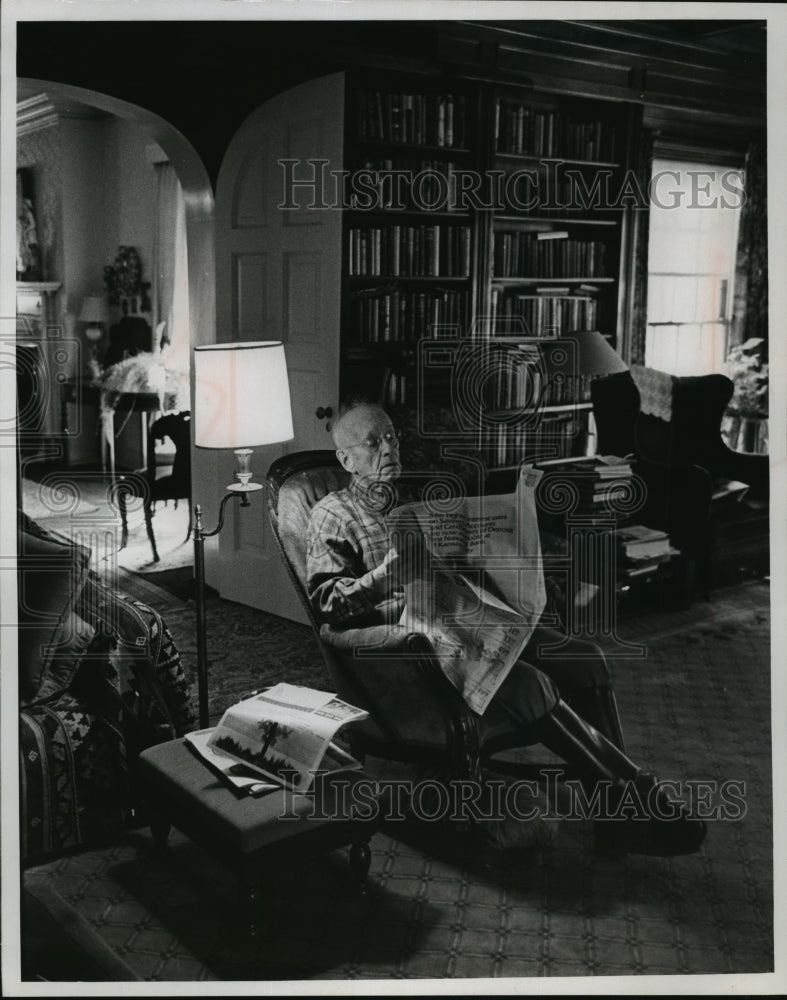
[390,466,546,716]
[206,683,369,793]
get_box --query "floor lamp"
[192,341,294,729]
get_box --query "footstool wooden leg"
[350,839,371,894]
[150,816,171,851]
[242,878,262,939]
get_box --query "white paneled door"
[213,73,344,620]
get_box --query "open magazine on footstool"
[185,683,369,795]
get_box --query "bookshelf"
[339,74,631,474]
[341,73,480,412]
[483,89,626,346]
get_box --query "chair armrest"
[319,623,435,658]
[716,448,769,500]
[318,623,481,766]
[634,457,713,524]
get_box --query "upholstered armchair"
[265,450,535,782]
[591,366,769,600]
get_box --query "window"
[645,158,743,376]
[154,162,191,403]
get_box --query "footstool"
[137,739,377,938]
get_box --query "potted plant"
[724,337,769,453]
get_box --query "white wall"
[20,113,160,467]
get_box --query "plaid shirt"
[306,477,406,627]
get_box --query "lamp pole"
[193,487,260,729]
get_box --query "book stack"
[617,524,675,578]
[536,454,633,512]
[574,455,633,512]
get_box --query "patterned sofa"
[18,513,196,865]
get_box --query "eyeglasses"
[342,429,400,453]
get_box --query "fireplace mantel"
[16,281,61,294]
[17,281,61,329]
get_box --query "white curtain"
[153,162,190,404]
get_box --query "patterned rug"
[21,473,193,574]
[20,579,773,983]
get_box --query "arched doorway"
[13,78,215,576]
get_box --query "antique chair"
[118,411,192,562]
[591,366,769,600]
[265,450,544,783]
[18,512,195,865]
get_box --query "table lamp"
[539,331,628,455]
[564,330,628,377]
[542,329,628,400]
[193,341,294,728]
[79,294,109,364]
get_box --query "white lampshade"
[79,295,109,324]
[194,341,294,449]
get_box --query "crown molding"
[17,91,109,136]
[17,93,59,136]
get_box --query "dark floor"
[20,570,774,984]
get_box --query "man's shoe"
[594,773,707,858]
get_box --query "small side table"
[137,739,377,938]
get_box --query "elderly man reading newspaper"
[306,402,706,858]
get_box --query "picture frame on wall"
[16,166,42,281]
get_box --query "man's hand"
[385,525,431,587]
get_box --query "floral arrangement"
[104,245,151,311]
[94,352,187,418]
[725,338,768,418]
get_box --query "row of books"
[350,289,470,343]
[471,370,594,411]
[482,413,583,468]
[489,289,598,338]
[348,224,472,277]
[350,157,464,212]
[383,371,409,407]
[493,99,618,162]
[547,373,595,405]
[492,231,608,279]
[355,89,469,148]
[482,358,542,411]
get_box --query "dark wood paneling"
[438,20,765,126]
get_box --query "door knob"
[315,406,333,419]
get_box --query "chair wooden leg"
[118,487,129,550]
[144,501,161,562]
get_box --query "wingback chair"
[265,450,537,782]
[591,367,769,599]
